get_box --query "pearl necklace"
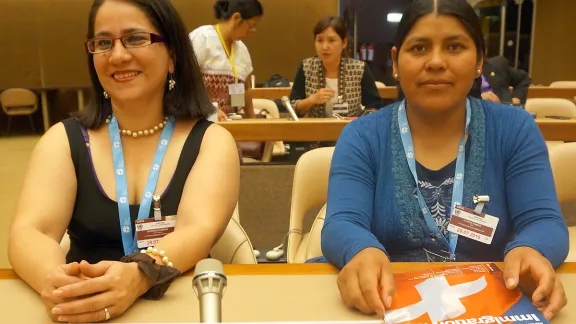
[106,115,168,138]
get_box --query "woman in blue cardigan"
[321,0,569,320]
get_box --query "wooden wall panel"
[0,0,42,88]
[531,0,576,85]
[38,0,92,87]
[0,0,337,88]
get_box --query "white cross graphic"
[384,275,487,323]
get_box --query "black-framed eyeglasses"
[85,32,166,54]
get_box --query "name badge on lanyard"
[216,24,246,108]
[398,99,472,261]
[108,115,176,255]
[333,96,349,116]
[229,83,245,108]
[135,216,176,248]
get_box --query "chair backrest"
[253,99,280,118]
[549,81,576,88]
[293,204,326,263]
[287,147,335,263]
[232,203,239,222]
[549,143,576,203]
[0,88,38,114]
[251,99,282,162]
[525,98,576,118]
[210,218,257,264]
[375,81,386,88]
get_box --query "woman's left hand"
[503,246,567,320]
[51,260,152,323]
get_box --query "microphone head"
[281,96,290,104]
[194,258,225,277]
[192,259,227,297]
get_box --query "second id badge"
[135,216,176,249]
[229,83,245,107]
[333,102,349,116]
[447,205,499,245]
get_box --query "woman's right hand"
[336,247,395,317]
[311,88,336,105]
[481,91,501,103]
[218,109,228,122]
[40,262,84,322]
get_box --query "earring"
[394,73,399,80]
[477,69,482,75]
[168,73,176,91]
[103,91,110,99]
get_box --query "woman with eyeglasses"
[189,0,263,121]
[320,0,568,319]
[8,0,239,322]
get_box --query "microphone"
[192,259,227,323]
[281,96,300,121]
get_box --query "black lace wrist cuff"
[120,252,181,300]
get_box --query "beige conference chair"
[525,98,576,118]
[525,98,576,149]
[549,81,576,88]
[549,143,576,262]
[287,147,335,263]
[241,99,285,163]
[60,204,257,264]
[375,81,386,88]
[0,88,39,135]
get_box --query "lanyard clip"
[473,195,489,213]
[153,195,162,221]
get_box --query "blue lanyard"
[397,99,471,260]
[108,115,176,255]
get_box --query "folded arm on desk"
[321,123,387,269]
[503,113,569,268]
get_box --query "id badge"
[447,205,499,245]
[135,216,176,248]
[333,102,349,116]
[229,83,245,107]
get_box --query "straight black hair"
[214,0,263,20]
[394,0,485,99]
[313,16,348,41]
[77,0,214,129]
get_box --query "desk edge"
[2,262,575,279]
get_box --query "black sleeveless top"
[62,118,212,263]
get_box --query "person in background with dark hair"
[8,0,239,322]
[480,55,531,105]
[321,0,568,319]
[289,16,381,118]
[190,0,263,121]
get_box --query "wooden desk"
[0,86,89,132]
[219,118,576,142]
[1,263,574,323]
[250,87,576,101]
[250,87,399,100]
[38,86,89,132]
[528,87,576,101]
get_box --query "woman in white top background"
[189,0,263,121]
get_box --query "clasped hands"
[41,260,152,323]
[336,247,567,320]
